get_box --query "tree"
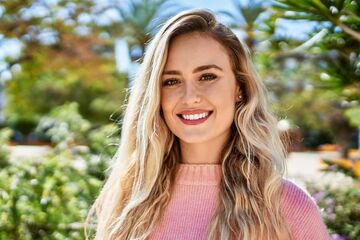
[219,0,269,52]
[0,0,128,136]
[0,0,95,73]
[92,0,180,87]
[269,0,360,156]
[117,0,170,53]
[5,33,127,133]
[272,0,359,105]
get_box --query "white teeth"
[182,112,209,120]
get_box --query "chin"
[176,134,212,144]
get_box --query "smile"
[182,112,209,120]
[177,111,213,125]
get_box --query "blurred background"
[0,0,359,239]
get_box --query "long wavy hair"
[86,9,291,240]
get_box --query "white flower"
[320,72,330,80]
[30,179,38,185]
[72,158,87,172]
[329,6,338,14]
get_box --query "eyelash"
[200,73,217,81]
[163,79,179,86]
[162,73,217,86]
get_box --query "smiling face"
[160,32,240,145]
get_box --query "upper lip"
[177,109,213,115]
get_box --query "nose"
[182,82,201,105]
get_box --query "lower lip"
[178,112,213,125]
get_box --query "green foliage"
[345,107,360,127]
[35,102,91,147]
[268,0,360,151]
[270,85,337,148]
[0,0,95,45]
[35,101,119,149]
[0,128,13,168]
[6,43,127,130]
[0,148,103,240]
[274,0,360,41]
[0,0,96,78]
[86,124,119,180]
[35,102,119,179]
[99,0,179,53]
[1,0,128,133]
[87,124,119,158]
[219,0,267,51]
[272,0,360,106]
[0,102,120,239]
[307,183,360,239]
[255,51,337,148]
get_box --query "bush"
[35,102,91,148]
[307,183,360,240]
[35,102,119,153]
[6,45,127,130]
[86,124,119,180]
[0,102,120,239]
[35,102,120,180]
[0,149,102,240]
[321,158,360,181]
[0,128,13,168]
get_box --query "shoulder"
[280,178,331,240]
[280,178,316,211]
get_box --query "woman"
[86,9,331,240]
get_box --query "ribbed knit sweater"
[149,163,331,240]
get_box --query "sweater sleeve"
[280,179,331,240]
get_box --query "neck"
[179,132,230,165]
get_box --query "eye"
[162,79,180,86]
[200,73,217,81]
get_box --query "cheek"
[209,84,237,120]
[160,91,176,119]
[207,84,236,105]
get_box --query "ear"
[235,84,242,102]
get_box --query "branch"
[335,20,360,42]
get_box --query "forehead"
[164,32,232,70]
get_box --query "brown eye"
[200,74,217,81]
[163,79,179,86]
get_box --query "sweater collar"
[175,163,222,185]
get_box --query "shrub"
[0,102,120,239]
[0,128,13,168]
[35,102,91,148]
[0,147,103,240]
[307,183,360,240]
[321,158,360,181]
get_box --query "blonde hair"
[86,9,291,240]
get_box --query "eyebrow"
[162,64,223,75]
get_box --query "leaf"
[345,107,360,127]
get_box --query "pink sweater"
[149,164,331,240]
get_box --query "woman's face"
[161,32,240,144]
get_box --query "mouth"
[176,111,213,125]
